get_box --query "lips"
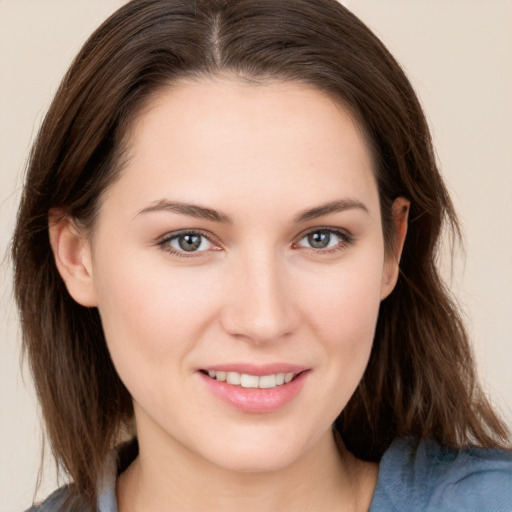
[198,364,310,413]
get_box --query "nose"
[220,249,298,344]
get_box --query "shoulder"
[370,437,512,512]
[24,439,135,512]
[24,485,91,512]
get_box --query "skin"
[50,78,409,511]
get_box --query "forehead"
[108,78,379,216]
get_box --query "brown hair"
[12,0,510,505]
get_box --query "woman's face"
[75,79,402,472]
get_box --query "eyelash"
[294,227,354,254]
[157,227,354,258]
[157,229,217,258]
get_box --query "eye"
[295,228,352,251]
[159,230,214,255]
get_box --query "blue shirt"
[370,438,512,511]
[26,437,512,511]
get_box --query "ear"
[48,211,97,307]
[380,197,410,300]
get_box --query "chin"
[196,428,318,474]
[212,450,298,474]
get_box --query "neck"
[117,427,378,512]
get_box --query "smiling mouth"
[199,368,310,413]
[200,370,302,389]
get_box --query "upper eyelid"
[157,230,219,257]
[158,226,349,238]
[159,228,217,244]
[156,226,352,250]
[294,226,352,241]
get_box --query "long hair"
[12,0,510,505]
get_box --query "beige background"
[1,1,511,510]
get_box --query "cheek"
[299,257,384,345]
[92,249,221,384]
[281,256,384,430]
[296,253,384,392]
[329,282,379,390]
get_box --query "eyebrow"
[293,199,369,223]
[136,200,233,223]
[136,198,368,224]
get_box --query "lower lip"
[198,371,310,413]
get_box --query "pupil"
[179,234,201,251]
[308,231,330,249]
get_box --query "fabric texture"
[369,438,512,512]
[25,437,512,511]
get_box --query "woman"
[12,0,511,510]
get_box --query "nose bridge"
[221,246,297,343]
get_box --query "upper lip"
[199,363,308,376]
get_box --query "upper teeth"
[207,370,296,388]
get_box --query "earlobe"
[380,197,410,300]
[49,212,97,307]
